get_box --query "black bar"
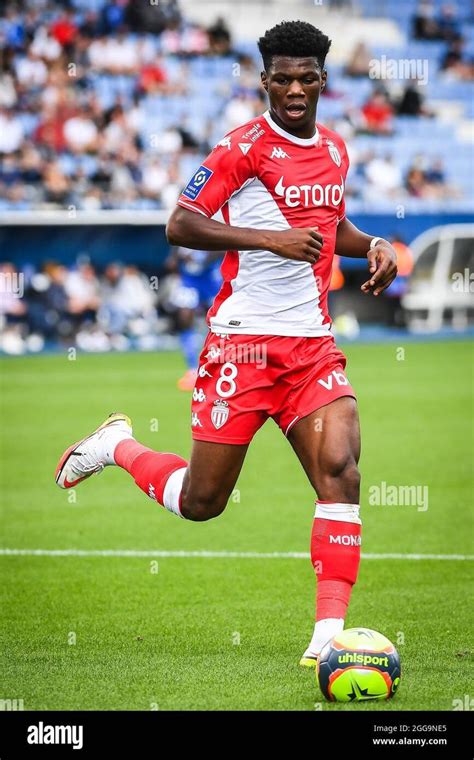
[0,710,471,757]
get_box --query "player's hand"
[268,228,323,264]
[361,242,398,296]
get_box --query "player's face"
[261,56,326,138]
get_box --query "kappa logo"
[191,412,203,428]
[198,365,212,378]
[211,399,229,429]
[217,136,232,150]
[317,370,349,390]
[327,140,342,167]
[271,146,290,159]
[275,175,344,208]
[193,387,206,403]
[205,344,221,361]
[148,483,157,501]
[330,534,362,546]
[238,142,252,155]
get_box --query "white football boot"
[55,412,133,489]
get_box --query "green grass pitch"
[1,341,473,711]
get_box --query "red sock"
[311,501,361,621]
[114,440,187,513]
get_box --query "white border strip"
[0,549,472,560]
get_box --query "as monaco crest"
[327,140,341,167]
[211,399,229,429]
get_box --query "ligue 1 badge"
[211,399,229,429]
[327,140,341,167]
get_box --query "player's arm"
[166,206,323,265]
[335,217,398,296]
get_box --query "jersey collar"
[263,110,320,146]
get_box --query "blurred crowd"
[0,240,415,354]
[0,0,470,352]
[0,0,241,211]
[0,0,471,212]
[0,258,181,354]
[319,79,462,203]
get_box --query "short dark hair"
[258,20,331,72]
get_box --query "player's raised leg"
[288,396,361,666]
[55,413,248,521]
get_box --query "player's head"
[258,21,331,133]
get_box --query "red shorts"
[191,332,356,445]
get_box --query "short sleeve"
[177,135,256,218]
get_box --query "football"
[317,628,401,702]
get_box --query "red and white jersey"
[177,109,350,337]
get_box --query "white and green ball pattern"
[317,628,401,702]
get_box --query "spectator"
[120,264,156,319]
[440,38,474,80]
[99,262,128,335]
[405,156,458,199]
[160,160,181,209]
[0,0,471,216]
[360,89,394,135]
[365,154,403,199]
[31,26,62,62]
[34,107,68,153]
[182,23,211,56]
[65,263,100,320]
[425,158,446,185]
[207,17,232,56]
[2,6,26,50]
[0,74,16,109]
[15,49,48,88]
[100,1,126,35]
[0,154,21,187]
[138,58,168,94]
[406,165,428,197]
[104,27,140,74]
[99,262,156,336]
[0,108,24,153]
[64,107,99,153]
[437,4,460,42]
[345,42,371,78]
[103,105,133,153]
[19,142,43,185]
[413,1,440,40]
[51,10,78,52]
[160,20,209,56]
[397,82,433,117]
[26,263,69,340]
[87,34,110,71]
[223,92,261,132]
[141,157,168,198]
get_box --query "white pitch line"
[0,549,472,560]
